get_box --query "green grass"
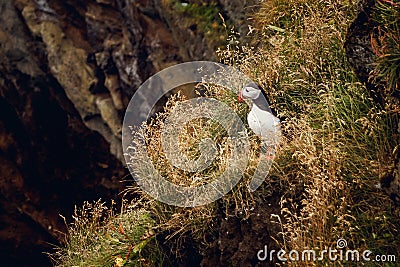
[51,200,166,267]
[371,0,400,96]
[170,0,229,46]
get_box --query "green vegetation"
[171,0,229,45]
[54,0,400,266]
[172,1,220,27]
[52,201,166,267]
[372,0,400,96]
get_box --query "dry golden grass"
[124,84,273,257]
[216,0,399,265]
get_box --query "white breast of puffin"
[247,109,278,138]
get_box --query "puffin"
[238,83,280,159]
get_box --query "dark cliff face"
[345,0,383,102]
[0,0,259,266]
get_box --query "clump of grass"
[51,200,165,267]
[124,84,273,256]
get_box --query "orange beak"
[238,91,244,102]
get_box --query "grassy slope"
[54,0,400,266]
[231,0,400,265]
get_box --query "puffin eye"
[245,88,249,92]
